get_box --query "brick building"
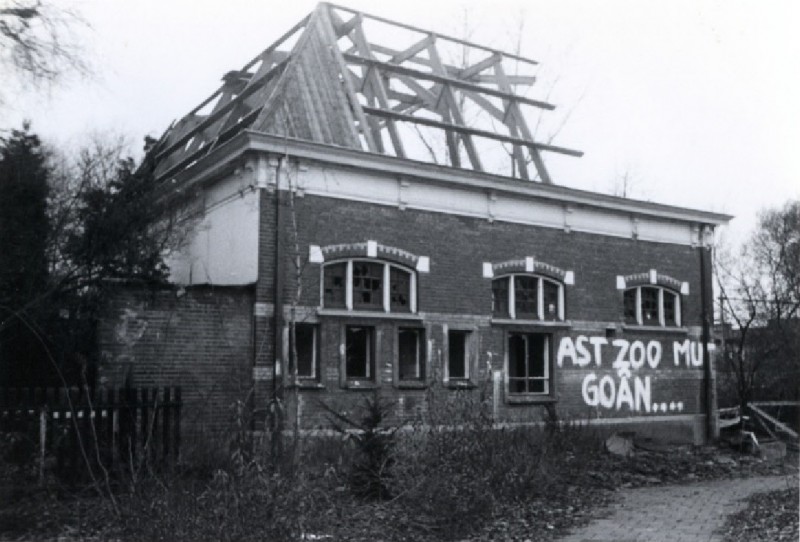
[99,3,731,442]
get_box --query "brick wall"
[97,284,254,435]
[257,190,714,441]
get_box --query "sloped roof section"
[150,2,582,183]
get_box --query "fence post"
[39,406,47,486]
[174,387,182,462]
[163,387,172,460]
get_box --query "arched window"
[623,285,681,327]
[618,270,687,327]
[491,274,565,321]
[322,259,416,313]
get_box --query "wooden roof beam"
[342,54,555,110]
[427,40,482,171]
[494,62,551,183]
[345,12,407,158]
[318,5,379,153]
[458,52,502,80]
[361,106,584,157]
[325,2,539,66]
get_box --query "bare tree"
[716,200,800,408]
[0,0,89,103]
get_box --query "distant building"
[98,3,731,443]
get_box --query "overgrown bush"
[323,390,398,501]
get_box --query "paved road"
[556,474,798,542]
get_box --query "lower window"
[398,328,425,381]
[507,333,550,395]
[345,326,374,380]
[447,330,470,380]
[291,323,318,380]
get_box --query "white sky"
[3,0,799,244]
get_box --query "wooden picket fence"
[0,386,182,480]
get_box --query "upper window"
[623,286,681,327]
[323,259,416,313]
[492,275,565,321]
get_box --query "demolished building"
[98,2,732,443]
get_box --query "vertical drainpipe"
[273,157,285,410]
[698,224,716,443]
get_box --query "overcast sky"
[4,0,799,244]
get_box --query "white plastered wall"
[167,173,259,286]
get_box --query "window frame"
[623,285,682,327]
[505,331,553,401]
[341,325,378,388]
[395,326,427,388]
[492,274,566,321]
[288,322,319,383]
[321,259,417,314]
[444,328,474,388]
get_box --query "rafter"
[150,3,582,185]
[361,106,583,157]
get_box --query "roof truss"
[150,2,582,183]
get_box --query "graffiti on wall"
[557,336,704,414]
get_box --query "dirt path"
[556,474,798,542]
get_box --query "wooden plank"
[748,403,799,439]
[427,40,482,171]
[494,62,551,183]
[326,2,539,66]
[174,388,182,461]
[458,52,502,80]
[154,59,289,170]
[346,12,407,158]
[361,106,584,157]
[319,5,378,153]
[390,35,433,64]
[342,54,555,110]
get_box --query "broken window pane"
[492,277,509,317]
[663,291,677,326]
[514,276,538,318]
[623,288,638,323]
[641,287,659,325]
[543,279,560,320]
[390,266,411,312]
[323,262,347,308]
[352,261,383,310]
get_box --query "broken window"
[290,323,318,380]
[345,326,374,380]
[398,328,425,381]
[322,260,416,313]
[623,288,638,323]
[514,276,538,318]
[389,266,412,312]
[323,262,347,308]
[508,333,549,395]
[447,329,469,380]
[492,275,565,321]
[352,261,383,310]
[623,285,682,327]
[641,287,659,325]
[492,278,509,317]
